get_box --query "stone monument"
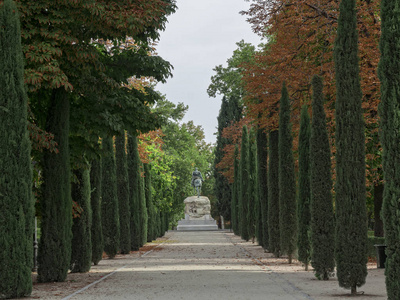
[176,168,218,231]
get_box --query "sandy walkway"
[30,231,387,300]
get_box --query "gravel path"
[62,231,313,300]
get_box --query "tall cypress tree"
[116,134,131,254]
[239,126,250,241]
[297,105,311,271]
[278,82,297,263]
[101,136,120,258]
[334,0,368,294]
[310,75,335,280]
[0,0,34,296]
[144,163,156,242]
[268,130,280,257]
[214,96,242,221]
[257,127,268,250]
[38,89,72,282]
[232,145,240,235]
[378,0,400,298]
[128,134,141,251]
[70,167,92,273]
[90,157,103,265]
[139,162,148,246]
[248,127,257,242]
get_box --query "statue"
[191,167,203,197]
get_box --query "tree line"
[213,0,399,298]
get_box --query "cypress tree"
[334,0,368,294]
[70,167,92,273]
[0,0,34,295]
[378,0,400,298]
[310,75,335,279]
[297,105,311,271]
[144,163,156,242]
[268,130,280,257]
[101,136,120,258]
[139,162,148,246]
[278,83,297,263]
[128,134,141,251]
[38,89,72,282]
[239,126,250,241]
[232,145,240,235]
[257,127,268,250]
[248,127,257,242]
[90,158,103,265]
[116,134,131,254]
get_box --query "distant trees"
[239,126,250,241]
[90,158,103,265]
[257,127,268,250]
[334,0,368,294]
[0,0,34,297]
[232,145,240,235]
[248,127,258,242]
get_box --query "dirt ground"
[27,231,386,300]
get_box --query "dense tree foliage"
[297,105,311,271]
[0,0,34,296]
[90,157,103,265]
[378,0,400,298]
[248,127,257,242]
[310,76,335,280]
[334,0,368,294]
[70,167,92,273]
[257,127,268,250]
[278,83,297,263]
[144,163,156,242]
[239,126,250,241]
[116,134,131,254]
[232,145,240,235]
[101,136,120,258]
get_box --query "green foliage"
[232,145,240,235]
[268,130,280,257]
[248,127,258,241]
[239,126,250,241]
[0,0,34,296]
[71,167,92,273]
[378,0,400,298]
[310,76,335,280]
[278,83,297,263]
[115,134,131,254]
[145,164,156,242]
[101,136,120,258]
[334,0,368,293]
[256,127,268,249]
[139,162,148,246]
[38,90,72,282]
[128,134,142,251]
[90,157,103,265]
[297,105,311,270]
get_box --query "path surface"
[38,230,385,300]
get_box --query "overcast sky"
[156,0,262,144]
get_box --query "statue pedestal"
[177,196,218,231]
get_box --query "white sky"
[156,0,262,144]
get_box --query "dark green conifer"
[38,90,72,282]
[278,83,297,263]
[0,0,34,295]
[70,167,92,273]
[297,105,311,271]
[378,0,400,298]
[116,134,131,254]
[334,0,368,294]
[90,158,103,265]
[239,126,250,241]
[248,127,257,242]
[101,136,120,258]
[144,163,156,242]
[268,130,280,257]
[139,162,148,246]
[128,134,141,250]
[232,145,240,235]
[310,75,335,279]
[257,127,268,250]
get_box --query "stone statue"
[191,167,203,197]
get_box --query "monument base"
[177,218,218,231]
